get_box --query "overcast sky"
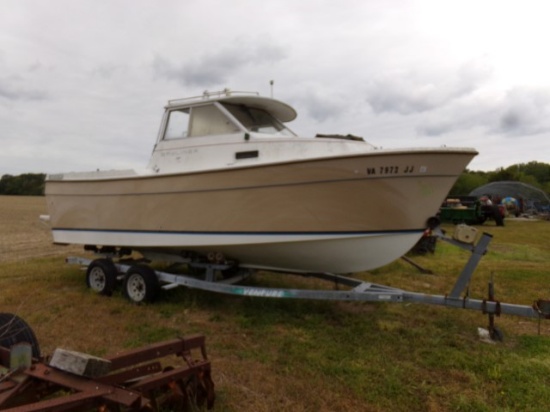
[2,0,550,176]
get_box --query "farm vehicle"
[439,196,505,226]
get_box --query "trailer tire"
[123,265,160,304]
[0,313,41,358]
[86,259,118,296]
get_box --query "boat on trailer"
[45,89,477,273]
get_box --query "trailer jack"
[483,274,503,341]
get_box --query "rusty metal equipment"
[0,331,215,411]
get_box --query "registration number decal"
[366,165,417,175]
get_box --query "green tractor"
[439,196,505,226]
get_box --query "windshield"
[222,103,295,136]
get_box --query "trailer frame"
[67,230,550,337]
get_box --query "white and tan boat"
[45,89,477,273]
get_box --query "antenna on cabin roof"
[270,80,274,98]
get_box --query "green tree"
[0,173,46,196]
[448,170,489,196]
[518,161,550,185]
[488,167,517,182]
[518,173,540,188]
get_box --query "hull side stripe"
[51,228,425,236]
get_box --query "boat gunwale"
[46,147,478,184]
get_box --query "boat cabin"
[159,90,298,141]
[146,89,372,174]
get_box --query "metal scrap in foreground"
[0,317,215,412]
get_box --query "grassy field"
[1,195,550,411]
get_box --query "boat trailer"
[70,230,550,340]
[0,317,215,411]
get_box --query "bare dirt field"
[0,195,80,262]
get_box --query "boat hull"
[46,149,475,273]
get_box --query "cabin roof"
[166,91,298,123]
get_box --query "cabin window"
[163,104,240,140]
[164,109,190,139]
[188,105,240,136]
[222,103,294,136]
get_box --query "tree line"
[0,173,46,196]
[0,161,549,197]
[449,161,550,196]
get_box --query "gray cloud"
[418,120,455,137]
[91,64,128,80]
[415,101,493,137]
[495,88,550,136]
[415,86,550,139]
[291,90,349,122]
[0,58,50,102]
[365,59,493,116]
[0,77,48,101]
[152,40,287,87]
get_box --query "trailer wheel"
[0,313,41,358]
[86,259,118,296]
[123,265,160,304]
